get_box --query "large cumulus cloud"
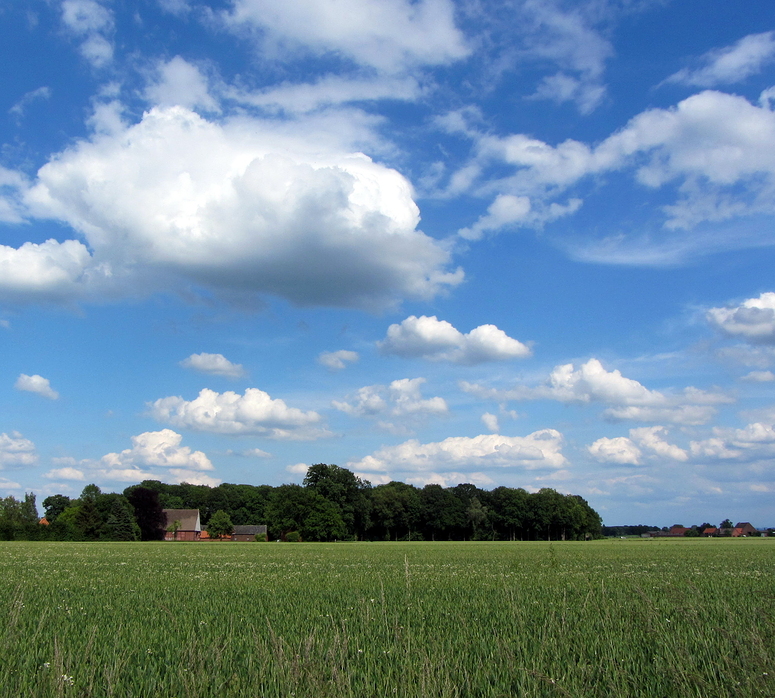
[12,105,461,309]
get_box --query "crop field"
[0,540,772,698]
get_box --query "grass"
[0,539,772,697]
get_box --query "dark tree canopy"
[126,487,167,541]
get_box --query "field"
[0,539,772,697]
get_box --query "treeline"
[602,525,661,537]
[3,464,603,542]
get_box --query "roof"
[233,525,266,535]
[162,509,201,531]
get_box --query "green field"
[0,539,772,697]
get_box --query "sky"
[2,0,775,526]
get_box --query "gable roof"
[162,509,201,531]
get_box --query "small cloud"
[379,315,531,365]
[286,463,308,475]
[15,374,59,400]
[741,370,775,382]
[228,447,272,458]
[0,432,38,468]
[44,467,86,481]
[318,349,359,371]
[481,412,499,433]
[664,32,775,87]
[9,86,51,120]
[180,353,246,378]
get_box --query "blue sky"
[2,0,775,526]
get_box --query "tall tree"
[207,510,234,540]
[126,487,167,541]
[303,464,372,539]
[42,494,72,522]
[102,499,139,541]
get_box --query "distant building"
[735,522,757,536]
[232,525,267,541]
[701,527,717,537]
[163,509,201,541]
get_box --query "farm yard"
[0,539,772,697]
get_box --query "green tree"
[303,463,372,539]
[207,510,234,540]
[102,499,140,541]
[75,497,102,540]
[42,494,72,522]
[720,518,734,530]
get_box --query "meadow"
[0,539,772,697]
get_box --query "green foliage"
[102,499,140,541]
[254,533,267,542]
[42,494,71,522]
[206,510,234,539]
[284,531,301,542]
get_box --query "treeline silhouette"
[3,464,603,542]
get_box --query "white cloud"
[629,426,688,462]
[0,239,92,301]
[9,87,52,120]
[234,447,272,458]
[286,463,309,475]
[0,432,38,468]
[144,57,220,113]
[448,90,775,253]
[741,370,775,382]
[348,429,566,478]
[20,105,461,309]
[102,429,214,470]
[224,0,469,73]
[588,436,642,465]
[519,1,612,114]
[334,377,447,429]
[15,374,59,400]
[318,349,359,371]
[690,419,775,463]
[665,32,775,87]
[707,292,775,344]
[462,358,729,425]
[95,430,221,486]
[43,467,86,481]
[180,353,246,378]
[481,412,499,433]
[379,315,531,364]
[230,75,422,114]
[60,0,114,67]
[150,387,329,439]
[459,193,582,240]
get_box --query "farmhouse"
[163,509,201,541]
[233,525,267,541]
[735,522,757,536]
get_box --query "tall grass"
[0,539,772,697]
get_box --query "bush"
[285,531,301,542]
[254,533,267,542]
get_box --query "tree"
[126,487,167,541]
[42,494,72,522]
[303,464,372,539]
[102,499,140,541]
[369,481,421,541]
[720,518,734,529]
[266,484,345,541]
[207,510,234,540]
[75,497,102,540]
